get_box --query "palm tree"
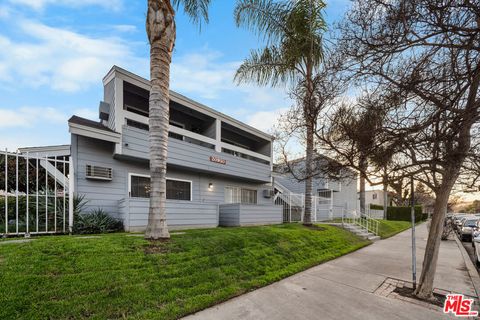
[234,0,326,225]
[145,0,212,240]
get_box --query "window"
[126,119,149,131]
[372,193,377,200]
[225,186,257,204]
[166,179,191,201]
[129,174,191,201]
[130,175,150,198]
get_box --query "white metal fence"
[366,208,385,220]
[1,149,74,237]
[274,190,348,223]
[274,192,305,222]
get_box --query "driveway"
[184,223,478,320]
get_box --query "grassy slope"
[0,224,369,320]
[377,220,412,239]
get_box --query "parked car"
[472,232,480,267]
[454,215,469,232]
[459,218,479,241]
[471,221,480,247]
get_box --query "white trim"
[18,145,70,157]
[220,142,271,162]
[127,173,193,201]
[224,185,258,204]
[69,123,121,143]
[104,65,274,140]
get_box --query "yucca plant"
[73,209,123,234]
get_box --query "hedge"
[370,204,426,222]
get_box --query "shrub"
[369,204,424,222]
[73,209,123,234]
[0,193,87,234]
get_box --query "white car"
[459,218,479,241]
[472,230,480,267]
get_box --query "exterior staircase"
[343,223,381,241]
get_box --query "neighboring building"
[273,156,358,221]
[360,190,394,209]
[67,66,281,231]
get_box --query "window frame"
[128,173,193,201]
[224,185,257,204]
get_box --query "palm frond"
[174,0,212,25]
[234,0,327,87]
[234,45,298,87]
[234,0,292,43]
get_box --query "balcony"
[120,125,272,183]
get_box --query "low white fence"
[367,208,385,220]
[274,191,348,223]
[1,148,74,237]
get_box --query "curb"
[454,235,480,299]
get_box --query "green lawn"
[377,220,413,238]
[0,224,369,320]
[322,218,413,239]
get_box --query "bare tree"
[338,0,480,299]
[317,92,387,215]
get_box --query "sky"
[0,0,350,151]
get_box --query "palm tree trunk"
[145,0,176,240]
[304,120,314,225]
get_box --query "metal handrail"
[342,212,380,236]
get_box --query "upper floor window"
[372,193,377,200]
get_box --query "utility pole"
[410,176,417,290]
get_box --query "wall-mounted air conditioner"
[263,189,274,198]
[86,165,113,181]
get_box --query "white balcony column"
[215,119,221,152]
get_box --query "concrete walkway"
[184,224,478,320]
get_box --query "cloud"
[112,25,137,33]
[8,0,122,11]
[246,107,289,133]
[0,20,146,92]
[171,49,291,123]
[0,106,97,128]
[171,50,239,100]
[0,5,11,18]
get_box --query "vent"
[86,165,112,180]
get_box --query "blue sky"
[0,0,350,150]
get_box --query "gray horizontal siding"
[122,198,219,231]
[122,125,271,183]
[219,203,282,226]
[239,204,282,225]
[218,204,240,226]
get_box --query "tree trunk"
[304,120,314,225]
[359,155,367,215]
[383,167,388,219]
[145,0,176,240]
[414,181,455,299]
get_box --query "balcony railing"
[123,116,271,165]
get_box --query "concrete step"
[341,224,380,241]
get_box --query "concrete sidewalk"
[184,223,478,320]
